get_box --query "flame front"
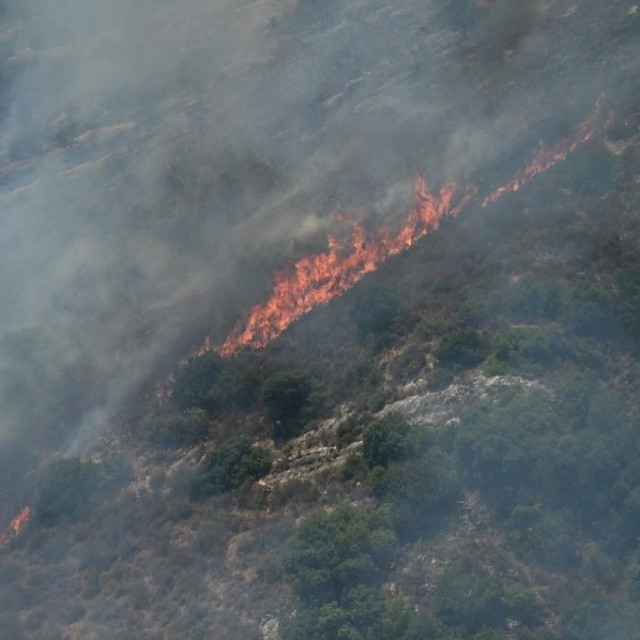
[0,506,30,548]
[203,95,612,358]
[482,93,612,207]
[219,180,473,357]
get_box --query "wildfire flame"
[482,93,613,207]
[219,180,475,357]
[0,506,30,548]
[197,336,213,357]
[201,94,612,358]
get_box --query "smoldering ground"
[0,0,637,466]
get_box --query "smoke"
[0,0,638,457]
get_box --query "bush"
[280,588,446,640]
[507,278,562,321]
[337,415,362,448]
[562,282,616,341]
[434,564,508,633]
[138,408,209,448]
[350,288,399,342]
[192,436,271,497]
[342,454,366,482]
[617,267,640,337]
[34,455,132,525]
[173,352,226,411]
[173,353,259,414]
[561,593,638,640]
[434,562,540,634]
[262,371,312,439]
[383,448,462,541]
[363,412,410,469]
[437,329,489,369]
[484,328,571,378]
[505,505,578,569]
[283,506,396,604]
[454,383,640,557]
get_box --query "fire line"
[0,506,31,549]
[203,94,613,358]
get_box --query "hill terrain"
[1,0,640,639]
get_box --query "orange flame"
[0,506,30,548]
[200,94,612,358]
[482,93,613,207]
[197,336,213,357]
[219,180,475,357]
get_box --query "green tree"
[434,563,518,633]
[173,353,259,415]
[281,588,447,640]
[173,352,226,412]
[507,278,562,321]
[262,371,312,439]
[437,329,489,369]
[363,412,410,469]
[505,505,578,569]
[34,456,132,525]
[350,289,399,341]
[563,282,615,341]
[138,408,209,448]
[617,267,640,337]
[193,436,271,497]
[283,506,396,604]
[386,448,462,541]
[561,593,638,640]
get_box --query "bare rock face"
[261,617,279,640]
[260,372,543,491]
[261,413,349,487]
[381,373,545,428]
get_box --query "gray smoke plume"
[0,0,638,457]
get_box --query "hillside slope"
[2,0,640,639]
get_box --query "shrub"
[434,562,540,634]
[138,408,209,448]
[337,415,362,448]
[363,412,410,469]
[173,352,226,412]
[280,588,444,640]
[383,448,462,541]
[366,466,391,498]
[350,288,399,342]
[562,282,616,341]
[484,328,571,378]
[505,504,578,569]
[454,383,640,557]
[192,436,271,497]
[437,329,489,369]
[34,455,132,525]
[507,278,562,321]
[561,593,638,640]
[262,371,312,439]
[342,454,366,482]
[173,353,259,414]
[617,267,640,337]
[283,506,396,604]
[434,564,509,633]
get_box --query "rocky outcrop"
[382,373,545,428]
[261,373,543,489]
